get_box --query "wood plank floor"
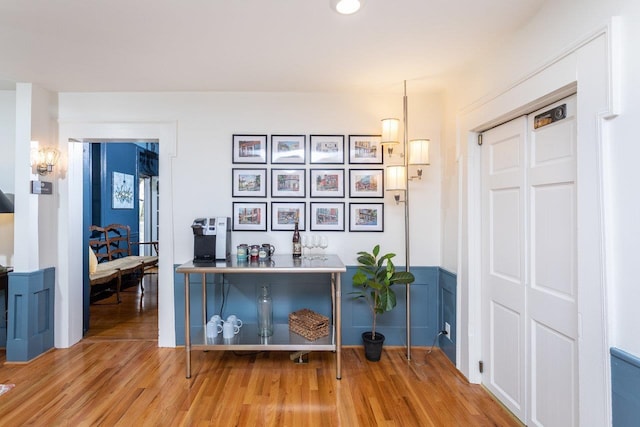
[0,274,521,426]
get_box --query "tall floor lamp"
[381,81,430,361]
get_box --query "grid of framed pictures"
[231,133,385,232]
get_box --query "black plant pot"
[362,331,385,362]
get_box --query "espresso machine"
[191,217,231,263]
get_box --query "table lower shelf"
[190,323,335,351]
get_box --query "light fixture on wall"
[30,145,60,175]
[0,189,14,214]
[330,0,364,15]
[381,80,430,361]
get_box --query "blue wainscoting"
[438,268,457,364]
[611,347,640,427]
[6,267,55,362]
[174,264,455,350]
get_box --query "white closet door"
[481,116,528,422]
[526,96,578,427]
[481,95,578,426]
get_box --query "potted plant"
[351,244,415,361]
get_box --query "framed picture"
[348,135,383,164]
[232,202,267,231]
[310,135,344,164]
[232,168,267,197]
[310,168,345,198]
[232,134,267,164]
[349,169,384,198]
[310,202,345,231]
[112,171,134,209]
[271,135,306,164]
[271,202,306,231]
[349,203,384,232]
[271,169,305,198]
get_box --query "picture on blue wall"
[112,171,134,209]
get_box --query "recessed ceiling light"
[331,0,364,15]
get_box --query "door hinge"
[479,360,484,373]
[477,134,483,146]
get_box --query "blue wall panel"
[101,143,140,241]
[6,268,55,362]
[174,265,442,347]
[438,268,457,364]
[611,347,640,427]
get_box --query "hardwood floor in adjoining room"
[0,271,520,426]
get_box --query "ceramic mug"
[237,244,248,262]
[262,243,275,257]
[249,245,260,261]
[211,314,223,327]
[206,320,223,338]
[222,321,239,339]
[226,314,243,329]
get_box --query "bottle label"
[293,242,302,257]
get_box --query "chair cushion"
[89,247,98,274]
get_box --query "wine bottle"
[292,221,301,258]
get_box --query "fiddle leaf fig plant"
[352,245,415,339]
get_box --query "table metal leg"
[202,273,207,326]
[335,272,342,379]
[185,273,191,379]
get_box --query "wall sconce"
[330,0,365,15]
[31,145,60,175]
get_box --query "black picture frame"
[232,168,267,198]
[349,168,384,198]
[232,134,267,164]
[310,202,345,231]
[349,203,384,232]
[348,134,383,164]
[310,168,345,198]
[309,135,345,164]
[271,168,306,198]
[271,135,306,164]
[232,202,268,231]
[271,202,306,231]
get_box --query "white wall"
[58,90,442,267]
[56,90,443,347]
[440,0,640,424]
[0,90,16,266]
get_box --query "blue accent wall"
[101,143,140,241]
[438,268,456,364]
[611,347,640,427]
[174,265,456,351]
[6,268,55,362]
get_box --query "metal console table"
[176,254,346,379]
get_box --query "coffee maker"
[191,217,231,263]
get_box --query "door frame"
[457,19,620,425]
[57,122,177,348]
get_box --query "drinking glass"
[319,236,328,260]
[310,234,319,259]
[301,234,309,259]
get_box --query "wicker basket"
[288,308,329,341]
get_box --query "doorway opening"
[83,140,159,341]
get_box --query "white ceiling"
[0,0,545,93]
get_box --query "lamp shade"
[381,118,400,146]
[385,165,406,191]
[409,139,430,165]
[0,189,14,213]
